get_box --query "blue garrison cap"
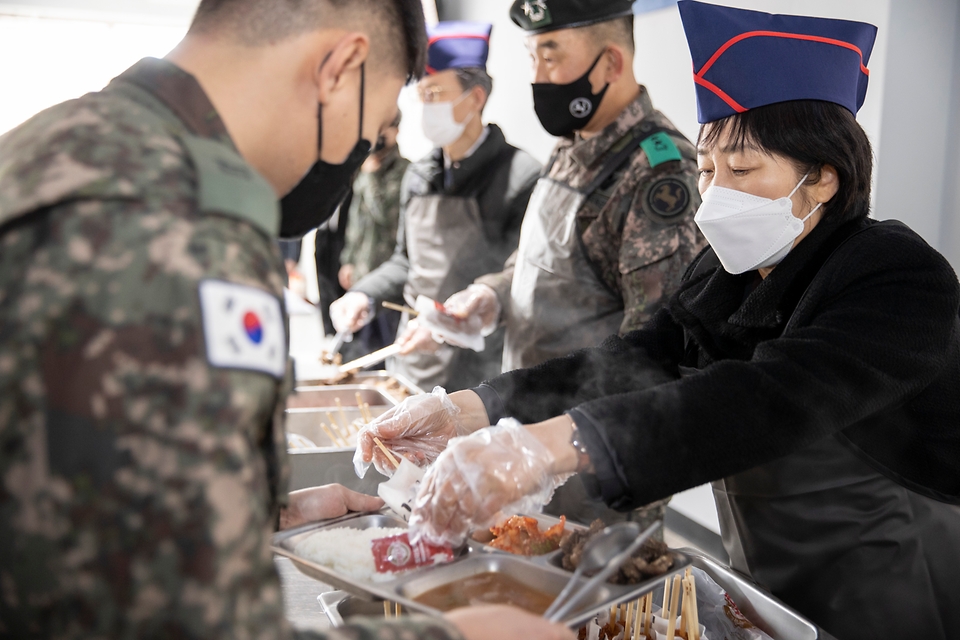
[678,1,878,124]
[426,22,493,74]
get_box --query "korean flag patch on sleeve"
[199,280,286,378]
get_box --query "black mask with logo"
[279,64,372,239]
[531,51,610,137]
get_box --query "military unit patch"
[645,177,692,221]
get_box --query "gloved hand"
[408,419,564,546]
[353,387,467,478]
[396,319,443,356]
[329,291,372,334]
[443,284,502,337]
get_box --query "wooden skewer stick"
[384,601,391,618]
[363,402,373,423]
[319,422,343,447]
[335,398,350,430]
[687,572,700,640]
[374,437,401,469]
[662,577,671,616]
[382,301,419,316]
[624,600,633,639]
[633,596,643,640]
[666,574,682,640]
[395,602,402,616]
[644,592,653,638]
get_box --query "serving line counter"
[277,365,834,639]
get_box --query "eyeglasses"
[418,86,460,104]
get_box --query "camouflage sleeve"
[0,196,296,639]
[294,616,465,640]
[618,167,706,334]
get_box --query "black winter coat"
[478,216,960,508]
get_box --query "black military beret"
[510,0,635,34]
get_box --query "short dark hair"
[584,16,635,55]
[698,101,874,223]
[190,0,427,83]
[454,67,493,113]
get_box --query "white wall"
[873,0,960,270]
[0,14,190,135]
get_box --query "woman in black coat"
[356,4,960,638]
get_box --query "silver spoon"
[543,521,661,623]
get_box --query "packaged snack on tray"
[371,533,455,574]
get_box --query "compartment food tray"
[273,510,691,629]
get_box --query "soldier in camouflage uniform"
[359,0,706,533]
[339,115,410,290]
[0,0,574,639]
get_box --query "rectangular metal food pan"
[285,405,390,450]
[296,371,425,402]
[680,549,819,640]
[287,385,396,411]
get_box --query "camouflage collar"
[114,57,236,148]
[568,86,655,170]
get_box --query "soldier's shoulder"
[0,88,192,227]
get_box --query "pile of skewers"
[318,393,376,448]
[591,568,700,640]
[383,601,404,618]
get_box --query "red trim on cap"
[698,30,870,78]
[428,34,490,46]
[693,30,870,116]
[694,75,747,113]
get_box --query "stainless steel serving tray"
[296,371,425,402]
[679,549,820,640]
[274,510,691,629]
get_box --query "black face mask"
[531,51,610,137]
[279,64,372,239]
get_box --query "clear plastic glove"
[330,291,372,334]
[408,419,563,547]
[396,319,443,356]
[443,284,502,337]
[353,387,467,478]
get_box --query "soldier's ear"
[601,46,626,85]
[316,32,370,104]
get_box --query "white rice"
[294,526,407,583]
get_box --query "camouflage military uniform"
[477,87,706,532]
[341,145,410,283]
[0,57,462,640]
[477,86,706,335]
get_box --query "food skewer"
[335,398,350,431]
[666,574,682,640]
[319,422,347,448]
[624,600,633,639]
[382,301,419,316]
[644,592,653,638]
[374,437,401,469]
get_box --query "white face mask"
[421,91,474,148]
[694,173,823,274]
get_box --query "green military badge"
[521,0,552,27]
[640,131,683,168]
[645,177,691,221]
